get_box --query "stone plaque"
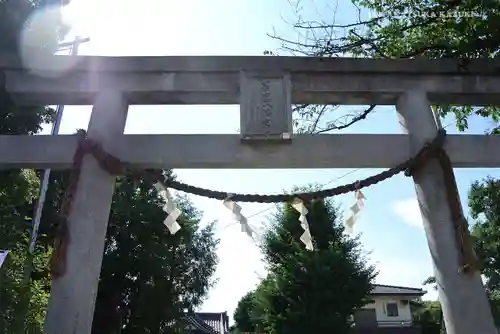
[239,72,292,141]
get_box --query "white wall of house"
[362,296,414,325]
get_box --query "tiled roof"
[370,284,426,296]
[195,312,229,333]
[184,314,220,333]
[166,311,229,333]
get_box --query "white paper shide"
[345,190,366,233]
[153,182,181,234]
[223,197,255,239]
[292,198,314,251]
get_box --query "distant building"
[193,285,426,334]
[177,311,230,334]
[353,284,426,333]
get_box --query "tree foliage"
[233,189,376,333]
[411,300,442,334]
[266,1,500,331]
[273,0,500,134]
[0,2,220,333]
[233,291,259,333]
[0,0,69,332]
[0,168,51,333]
[34,168,220,334]
[470,177,500,290]
[469,177,500,324]
[410,276,444,333]
[91,172,219,334]
[412,299,441,324]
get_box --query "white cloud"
[391,198,423,229]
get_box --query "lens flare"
[19,4,79,77]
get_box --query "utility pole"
[24,35,90,264]
[16,36,90,332]
[28,36,90,255]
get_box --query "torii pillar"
[43,90,128,334]
[397,90,497,334]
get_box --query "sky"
[21,0,500,321]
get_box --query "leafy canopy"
[0,0,69,332]
[233,187,376,334]
[92,172,219,334]
[273,0,500,133]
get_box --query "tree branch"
[293,16,383,29]
[314,105,376,134]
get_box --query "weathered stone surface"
[2,54,499,74]
[1,133,499,169]
[43,90,128,334]
[3,55,500,105]
[397,90,497,334]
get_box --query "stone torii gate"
[1,55,500,334]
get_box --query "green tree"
[270,1,500,331]
[0,169,52,333]
[36,167,220,334]
[233,291,259,333]
[411,299,442,334]
[345,0,500,133]
[233,277,276,333]
[0,0,69,332]
[1,3,219,333]
[244,190,376,333]
[469,177,500,325]
[274,0,500,134]
[90,172,219,334]
[410,276,444,333]
[469,177,500,290]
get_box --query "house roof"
[177,312,229,333]
[166,311,228,333]
[370,284,426,296]
[183,314,220,333]
[196,312,229,333]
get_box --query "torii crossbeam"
[1,54,499,334]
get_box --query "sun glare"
[61,0,100,40]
